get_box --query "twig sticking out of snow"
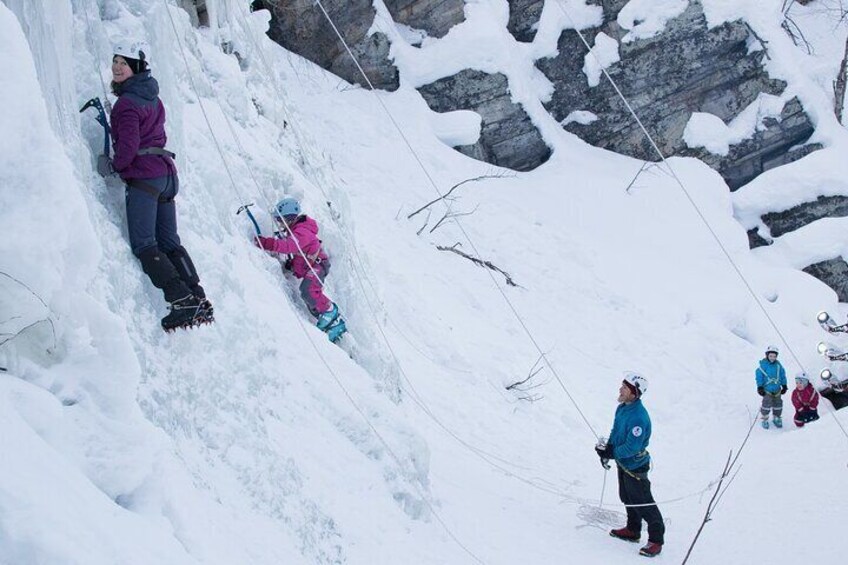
[681,415,759,564]
[0,271,56,352]
[436,243,520,288]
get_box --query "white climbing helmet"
[113,40,150,65]
[795,372,809,385]
[765,345,779,356]
[623,371,648,397]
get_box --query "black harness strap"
[136,147,176,158]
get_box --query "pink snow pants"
[299,260,331,316]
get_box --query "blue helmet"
[274,197,301,218]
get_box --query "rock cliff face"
[384,0,465,38]
[418,70,551,171]
[804,258,848,303]
[257,0,817,185]
[253,0,847,299]
[257,0,399,91]
[688,99,820,191]
[536,0,815,190]
[762,196,848,241]
[506,0,544,43]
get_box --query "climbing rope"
[169,0,724,516]
[231,4,597,482]
[156,2,485,562]
[235,6,478,376]
[312,0,602,442]
[79,0,111,107]
[307,0,843,524]
[550,0,848,443]
[83,0,760,535]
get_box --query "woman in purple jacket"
[108,42,212,331]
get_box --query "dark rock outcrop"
[536,0,816,188]
[762,195,848,238]
[747,227,771,249]
[506,0,544,43]
[804,258,848,302]
[417,70,551,171]
[747,194,848,250]
[684,98,819,190]
[384,0,465,38]
[258,0,399,91]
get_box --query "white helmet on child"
[623,371,648,397]
[795,372,809,385]
[765,345,779,356]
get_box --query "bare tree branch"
[0,271,57,351]
[0,272,49,310]
[507,354,546,390]
[0,318,55,348]
[429,204,481,233]
[624,162,671,193]
[505,353,553,402]
[781,15,814,54]
[416,208,432,236]
[407,173,512,220]
[744,23,771,60]
[681,452,733,565]
[437,243,521,288]
[625,162,651,194]
[681,415,758,564]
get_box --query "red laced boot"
[609,527,641,542]
[639,542,662,557]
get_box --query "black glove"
[781,384,788,395]
[96,154,114,177]
[757,386,765,396]
[595,444,613,460]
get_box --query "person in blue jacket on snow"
[595,372,664,558]
[756,345,788,429]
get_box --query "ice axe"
[79,97,111,156]
[237,203,262,236]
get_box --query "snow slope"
[1,1,847,564]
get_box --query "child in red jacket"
[792,373,820,427]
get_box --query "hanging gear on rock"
[817,311,848,334]
[819,368,848,410]
[252,197,347,343]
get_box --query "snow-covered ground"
[1,0,847,563]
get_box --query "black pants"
[618,465,665,544]
[125,175,180,256]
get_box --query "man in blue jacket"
[756,345,788,429]
[595,372,664,558]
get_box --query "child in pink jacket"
[255,197,345,341]
[791,372,820,427]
